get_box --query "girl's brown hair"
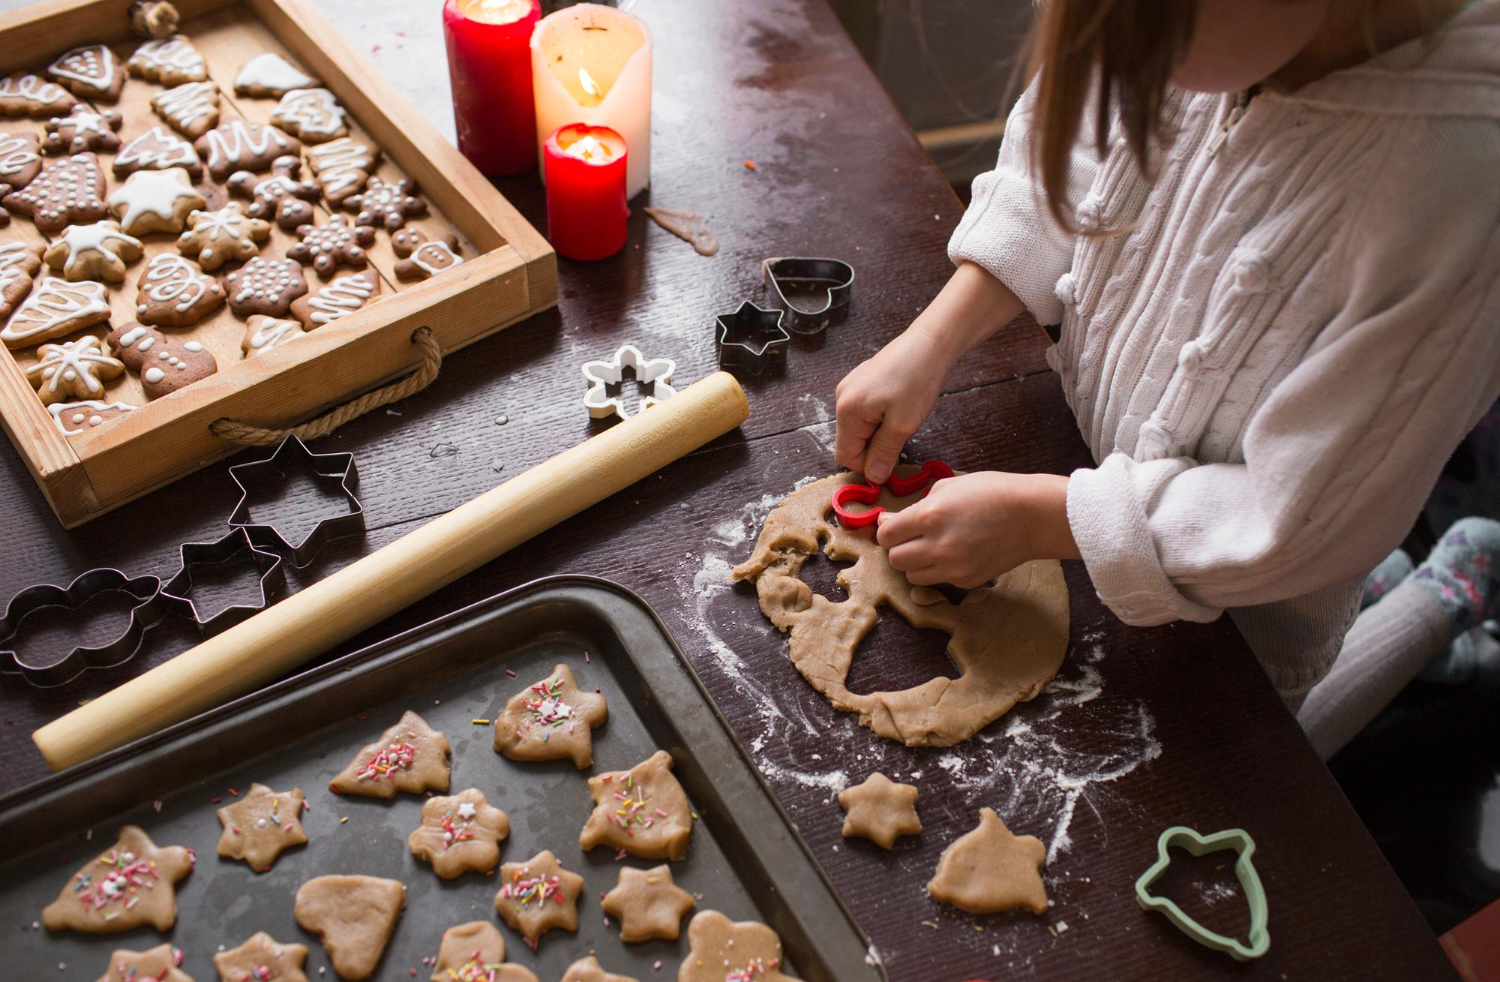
[1029,0,1198,230]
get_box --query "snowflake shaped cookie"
[288,214,375,279]
[177,202,271,271]
[26,334,124,404]
[347,176,426,230]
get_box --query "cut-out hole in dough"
[799,550,852,603]
[844,602,961,696]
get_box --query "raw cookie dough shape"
[95,943,193,982]
[927,807,1047,915]
[493,662,608,768]
[42,824,195,934]
[329,709,451,798]
[837,771,921,849]
[679,911,799,982]
[562,955,639,982]
[731,471,1070,746]
[579,749,692,861]
[214,932,309,982]
[493,849,584,950]
[408,787,511,879]
[431,921,539,982]
[294,875,405,981]
[601,864,695,942]
[216,782,308,872]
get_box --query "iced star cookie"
[3,151,109,233]
[177,202,271,271]
[48,44,125,102]
[680,912,797,982]
[493,663,608,769]
[216,783,308,873]
[44,220,143,283]
[431,922,538,982]
[408,787,510,879]
[107,323,217,399]
[3,276,110,348]
[42,825,195,933]
[837,772,922,850]
[307,136,378,206]
[225,256,307,318]
[329,709,451,798]
[0,241,43,321]
[196,119,299,181]
[561,956,638,982]
[43,105,123,155]
[228,154,320,230]
[242,315,305,356]
[290,269,379,329]
[109,168,206,236]
[392,227,464,282]
[94,943,192,982]
[214,932,309,982]
[494,850,584,950]
[927,807,1048,915]
[0,73,73,118]
[579,750,693,861]
[287,214,373,279]
[136,253,225,327]
[114,126,202,179]
[294,875,405,981]
[27,335,125,404]
[128,35,208,86]
[601,865,695,943]
[152,81,219,140]
[235,52,318,98]
[347,176,426,231]
[271,87,347,143]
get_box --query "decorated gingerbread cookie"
[329,709,451,798]
[235,52,318,98]
[228,154,320,230]
[27,334,125,405]
[225,255,307,317]
[216,783,308,873]
[601,865,695,943]
[108,322,218,399]
[93,943,193,982]
[431,922,538,982]
[2,276,110,348]
[127,34,208,86]
[242,315,305,356]
[679,912,796,982]
[294,875,406,982]
[493,663,608,769]
[48,399,135,436]
[45,220,143,283]
[307,136,378,206]
[136,253,225,327]
[290,268,380,328]
[3,151,108,233]
[109,167,205,236]
[408,788,511,879]
[287,214,374,279]
[42,825,194,933]
[152,81,220,140]
[271,87,347,143]
[494,850,584,950]
[43,105,123,155]
[0,130,43,192]
[837,772,921,849]
[215,933,309,982]
[0,241,43,320]
[348,176,426,231]
[177,202,271,271]
[579,750,693,861]
[47,44,126,102]
[0,73,73,118]
[197,119,300,181]
[114,126,202,179]
[393,228,465,282]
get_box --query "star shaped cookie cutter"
[1135,826,1270,961]
[582,343,677,420]
[159,528,287,638]
[715,301,790,376]
[0,568,167,687]
[760,256,854,336]
[227,434,365,567]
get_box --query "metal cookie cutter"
[761,257,854,336]
[227,434,365,567]
[715,301,790,376]
[160,528,287,638]
[1135,826,1270,961]
[582,343,678,421]
[831,459,955,528]
[0,568,166,687]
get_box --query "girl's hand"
[835,329,953,484]
[876,471,1078,587]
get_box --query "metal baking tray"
[0,577,881,982]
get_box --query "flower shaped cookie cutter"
[831,459,955,528]
[1134,826,1270,961]
[582,343,677,421]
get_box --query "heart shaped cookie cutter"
[761,256,854,336]
[1135,826,1270,961]
[831,459,954,528]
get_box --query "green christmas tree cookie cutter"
[1134,826,1270,961]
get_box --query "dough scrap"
[927,807,1048,915]
[493,662,607,769]
[837,772,921,849]
[579,749,692,861]
[679,911,799,982]
[431,921,538,982]
[493,849,583,950]
[601,864,695,942]
[731,471,1070,746]
[216,782,308,872]
[408,787,510,879]
[213,932,309,982]
[562,955,639,982]
[294,875,405,980]
[43,825,195,934]
[329,709,450,798]
[95,943,193,982]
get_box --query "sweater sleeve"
[948,76,1098,326]
[1065,127,1500,625]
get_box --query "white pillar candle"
[531,2,653,198]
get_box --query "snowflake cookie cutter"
[159,528,287,638]
[227,434,365,568]
[760,256,854,337]
[1135,826,1270,961]
[831,459,954,528]
[582,343,677,420]
[0,568,167,687]
[715,301,790,376]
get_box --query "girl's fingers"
[834,411,879,472]
[863,421,909,484]
[875,510,919,548]
[885,537,934,572]
[903,563,944,586]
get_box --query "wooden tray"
[0,0,557,528]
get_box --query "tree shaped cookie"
[135,253,226,327]
[235,53,318,97]
[680,911,797,982]
[601,865,695,942]
[3,276,109,347]
[307,136,378,206]
[177,202,271,271]
[561,956,638,982]
[408,787,510,879]
[45,221,143,283]
[42,825,195,933]
[494,849,584,950]
[43,105,123,155]
[110,168,206,236]
[288,214,374,279]
[128,35,208,86]
[3,151,108,232]
[493,663,608,769]
[114,126,202,179]
[290,269,380,328]
[27,335,125,404]
[94,943,193,982]
[229,154,320,230]
[214,932,309,982]
[216,783,308,873]
[0,241,43,321]
[837,772,921,850]
[0,73,73,118]
[927,807,1048,915]
[329,709,451,798]
[431,921,539,982]
[271,87,348,143]
[152,82,220,140]
[197,120,300,181]
[347,176,426,231]
[294,875,405,981]
[48,44,125,102]
[225,256,307,318]
[392,228,465,282]
[579,750,692,861]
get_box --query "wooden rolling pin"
[35,371,750,771]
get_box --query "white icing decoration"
[228,258,299,305]
[52,108,108,136]
[109,170,200,231]
[272,87,345,137]
[413,241,464,277]
[51,222,141,278]
[308,138,373,195]
[47,45,117,93]
[245,317,303,353]
[0,132,39,177]
[47,399,135,436]
[28,336,119,397]
[202,121,292,174]
[144,367,165,383]
[2,277,107,345]
[183,341,203,351]
[115,127,199,173]
[140,254,212,312]
[153,82,217,131]
[235,53,315,93]
[306,273,376,324]
[118,326,147,347]
[0,74,68,108]
[128,36,205,80]
[0,243,35,294]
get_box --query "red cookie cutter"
[831,459,954,528]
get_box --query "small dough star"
[494,849,584,950]
[560,955,638,982]
[837,771,922,850]
[927,807,1048,915]
[601,865,696,942]
[214,932,309,982]
[95,943,192,982]
[216,782,308,872]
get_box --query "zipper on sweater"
[1206,89,1251,158]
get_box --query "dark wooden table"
[0,0,1456,978]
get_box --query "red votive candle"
[443,0,542,176]
[543,123,627,261]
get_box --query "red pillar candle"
[443,0,542,176]
[543,123,628,261]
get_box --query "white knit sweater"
[950,1,1500,695]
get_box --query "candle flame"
[564,134,614,162]
[578,67,602,98]
[468,0,530,24]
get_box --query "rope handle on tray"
[209,327,442,447]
